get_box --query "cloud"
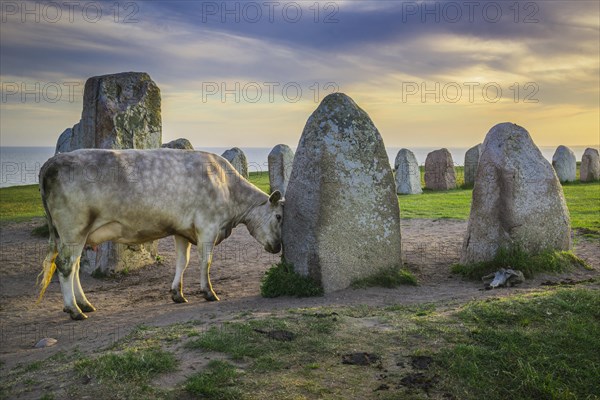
[0,0,598,147]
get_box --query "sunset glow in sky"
[1,0,599,148]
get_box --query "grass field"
[3,171,598,236]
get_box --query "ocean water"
[0,145,594,188]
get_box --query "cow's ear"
[269,190,282,205]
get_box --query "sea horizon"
[1,144,597,189]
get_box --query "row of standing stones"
[393,144,600,195]
[53,72,598,293]
[209,139,599,197]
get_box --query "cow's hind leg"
[73,261,95,312]
[56,242,87,320]
[170,235,191,303]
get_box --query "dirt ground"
[1,218,598,388]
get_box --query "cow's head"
[247,190,284,253]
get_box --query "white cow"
[38,149,283,320]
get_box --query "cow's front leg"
[198,240,219,301]
[56,243,87,320]
[73,261,95,312]
[170,235,191,303]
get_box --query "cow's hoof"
[70,311,88,321]
[63,306,88,320]
[202,291,220,302]
[170,289,188,304]
[64,308,87,320]
[78,303,96,312]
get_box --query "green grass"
[186,313,340,370]
[249,170,270,193]
[185,287,600,399]
[76,347,177,382]
[452,248,590,280]
[351,266,418,288]
[399,189,473,219]
[1,173,597,237]
[437,288,600,400]
[184,360,242,400]
[0,184,43,222]
[562,181,600,235]
[260,260,324,298]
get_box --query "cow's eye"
[276,214,282,222]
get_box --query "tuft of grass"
[76,347,177,382]
[31,222,49,237]
[260,260,323,298]
[184,360,242,400]
[186,315,340,372]
[452,248,589,280]
[351,266,418,288]
[437,288,600,400]
[23,361,43,373]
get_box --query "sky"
[1,0,599,149]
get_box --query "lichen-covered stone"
[424,148,456,190]
[461,123,571,264]
[222,147,248,179]
[53,72,162,275]
[580,147,600,182]
[551,145,576,183]
[268,144,294,194]
[282,93,402,293]
[394,148,421,194]
[162,138,194,150]
[83,72,161,149]
[464,144,482,186]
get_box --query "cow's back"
[41,149,243,242]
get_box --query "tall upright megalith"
[268,144,294,194]
[424,148,456,190]
[552,145,576,183]
[464,144,482,187]
[394,148,422,194]
[222,147,249,179]
[461,123,571,264]
[282,93,402,292]
[580,148,600,182]
[53,72,162,275]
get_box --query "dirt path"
[1,218,598,374]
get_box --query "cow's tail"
[37,166,58,303]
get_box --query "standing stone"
[464,144,482,187]
[551,146,576,183]
[55,128,73,154]
[268,144,294,194]
[461,123,571,264]
[53,72,161,275]
[394,149,422,194]
[424,148,456,190]
[222,147,248,179]
[282,93,402,293]
[580,148,600,182]
[162,138,194,150]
